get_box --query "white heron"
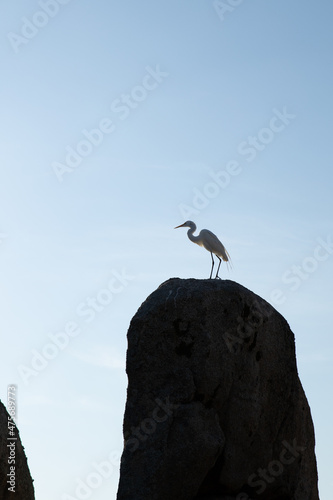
[174,220,231,279]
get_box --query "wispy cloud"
[297,352,332,364]
[71,346,125,369]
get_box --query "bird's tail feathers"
[223,249,233,271]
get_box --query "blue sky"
[0,1,332,498]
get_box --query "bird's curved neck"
[187,224,199,243]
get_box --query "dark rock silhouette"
[117,278,319,500]
[0,399,34,499]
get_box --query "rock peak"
[117,279,319,500]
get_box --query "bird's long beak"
[174,223,186,229]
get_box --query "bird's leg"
[215,256,222,279]
[209,252,214,279]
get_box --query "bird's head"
[174,220,195,229]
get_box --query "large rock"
[117,278,319,500]
[0,399,34,499]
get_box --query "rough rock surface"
[117,278,319,500]
[0,400,34,499]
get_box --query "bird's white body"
[189,228,229,260]
[175,220,231,279]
